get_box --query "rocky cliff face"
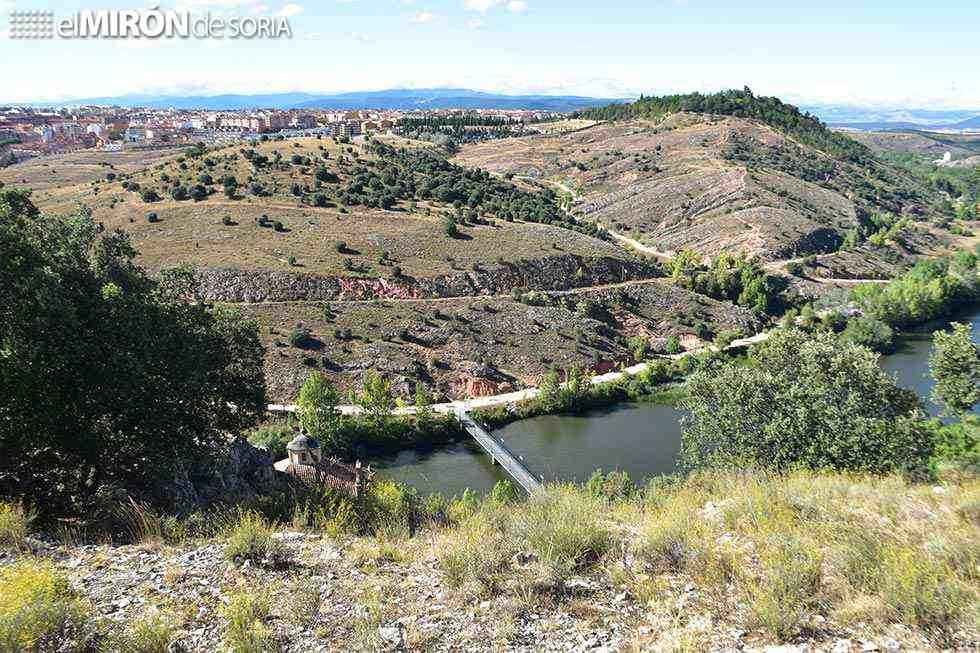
[192,254,655,303]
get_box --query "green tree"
[680,329,933,478]
[296,372,342,447]
[358,372,394,431]
[840,316,895,353]
[0,190,266,517]
[929,322,979,416]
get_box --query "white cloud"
[464,0,526,14]
[278,3,303,17]
[466,17,484,29]
[463,0,501,13]
[347,31,373,43]
[176,0,266,9]
[411,10,435,23]
[249,4,270,14]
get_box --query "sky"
[1,0,979,108]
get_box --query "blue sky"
[1,0,978,107]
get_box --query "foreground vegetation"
[1,467,977,650]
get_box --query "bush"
[247,424,293,461]
[443,215,458,238]
[437,511,514,590]
[840,316,895,353]
[222,592,274,653]
[744,538,822,639]
[0,502,32,550]
[288,325,313,348]
[146,212,159,223]
[511,485,611,579]
[665,335,682,354]
[108,613,175,653]
[224,511,290,567]
[0,560,89,651]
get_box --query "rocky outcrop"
[191,255,655,303]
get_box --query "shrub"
[108,613,175,653]
[222,592,274,653]
[224,511,290,567]
[146,212,159,223]
[876,544,970,631]
[288,325,313,348]
[437,511,514,590]
[665,335,682,354]
[366,479,414,538]
[511,485,611,579]
[0,502,32,550]
[443,216,458,238]
[840,316,895,353]
[0,560,89,651]
[246,424,293,461]
[744,538,823,639]
[929,322,979,416]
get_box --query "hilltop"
[456,90,966,274]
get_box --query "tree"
[358,372,394,431]
[680,329,934,478]
[443,215,458,238]
[0,190,266,517]
[929,322,979,416]
[296,372,342,447]
[840,316,895,353]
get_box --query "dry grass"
[0,503,33,551]
[432,470,978,646]
[221,591,274,653]
[0,559,91,651]
[15,136,626,280]
[223,511,291,568]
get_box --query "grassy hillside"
[12,136,629,282]
[249,280,761,400]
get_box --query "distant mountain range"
[807,105,980,132]
[10,88,622,112]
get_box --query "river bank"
[373,304,980,496]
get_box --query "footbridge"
[455,408,543,494]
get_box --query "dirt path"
[267,321,778,416]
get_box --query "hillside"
[3,470,977,651]
[3,93,972,403]
[456,91,961,267]
[9,136,750,402]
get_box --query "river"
[374,306,980,497]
